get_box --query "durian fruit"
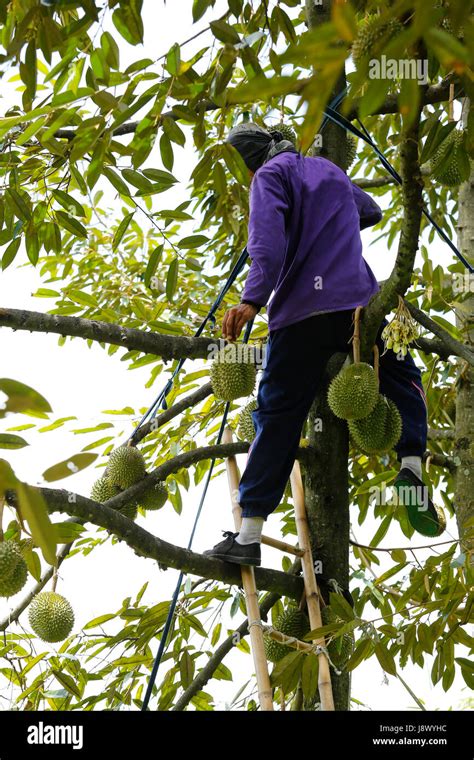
[237,399,258,442]
[274,122,297,145]
[91,476,137,520]
[210,345,257,401]
[349,394,402,455]
[0,539,22,579]
[264,606,310,663]
[28,591,74,643]
[345,134,358,170]
[327,362,379,420]
[118,502,138,521]
[0,557,28,597]
[106,446,147,490]
[138,482,168,511]
[90,477,121,502]
[431,129,466,187]
[321,606,354,670]
[352,15,404,68]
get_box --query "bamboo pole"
[262,626,323,656]
[261,534,304,556]
[290,461,335,711]
[223,427,274,712]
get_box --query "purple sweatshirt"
[242,151,382,331]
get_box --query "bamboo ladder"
[223,427,335,711]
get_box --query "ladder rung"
[262,625,323,656]
[261,534,304,557]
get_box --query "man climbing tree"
[0,0,472,716]
[204,122,444,568]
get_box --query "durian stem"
[448,83,455,122]
[373,344,380,384]
[0,495,4,541]
[51,568,58,592]
[352,306,363,364]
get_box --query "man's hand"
[222,303,259,341]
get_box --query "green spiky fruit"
[352,15,404,67]
[346,134,358,169]
[0,558,27,597]
[0,539,22,580]
[431,129,466,187]
[328,362,379,420]
[264,607,310,663]
[274,122,297,145]
[29,592,75,643]
[237,400,258,442]
[349,394,402,454]
[321,606,354,670]
[138,482,168,511]
[118,502,138,520]
[210,345,257,401]
[106,446,147,490]
[90,477,121,502]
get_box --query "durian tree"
[0,0,473,711]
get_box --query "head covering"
[226,122,298,173]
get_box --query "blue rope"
[141,319,254,711]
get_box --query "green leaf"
[144,245,163,288]
[345,637,373,672]
[166,259,179,301]
[5,188,31,222]
[166,43,181,75]
[23,549,41,582]
[16,482,57,566]
[103,167,131,196]
[355,470,397,495]
[112,0,144,45]
[328,593,355,622]
[301,654,319,700]
[374,642,397,676]
[177,235,209,249]
[83,613,116,630]
[0,379,52,418]
[51,190,85,217]
[55,211,88,238]
[42,453,98,482]
[270,650,303,694]
[0,433,28,449]
[210,19,241,44]
[52,670,82,699]
[192,0,214,22]
[160,133,174,171]
[112,212,134,251]
[2,237,22,270]
[52,521,84,543]
[179,650,195,689]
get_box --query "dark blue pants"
[239,309,427,519]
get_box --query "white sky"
[0,0,470,711]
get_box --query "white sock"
[235,517,264,545]
[401,456,423,480]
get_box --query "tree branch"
[428,428,455,441]
[0,307,222,360]
[405,301,474,366]
[52,77,460,142]
[35,486,303,600]
[131,383,213,444]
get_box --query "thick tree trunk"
[454,100,474,557]
[303,0,351,711]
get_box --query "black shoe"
[203,531,261,567]
[393,468,446,537]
